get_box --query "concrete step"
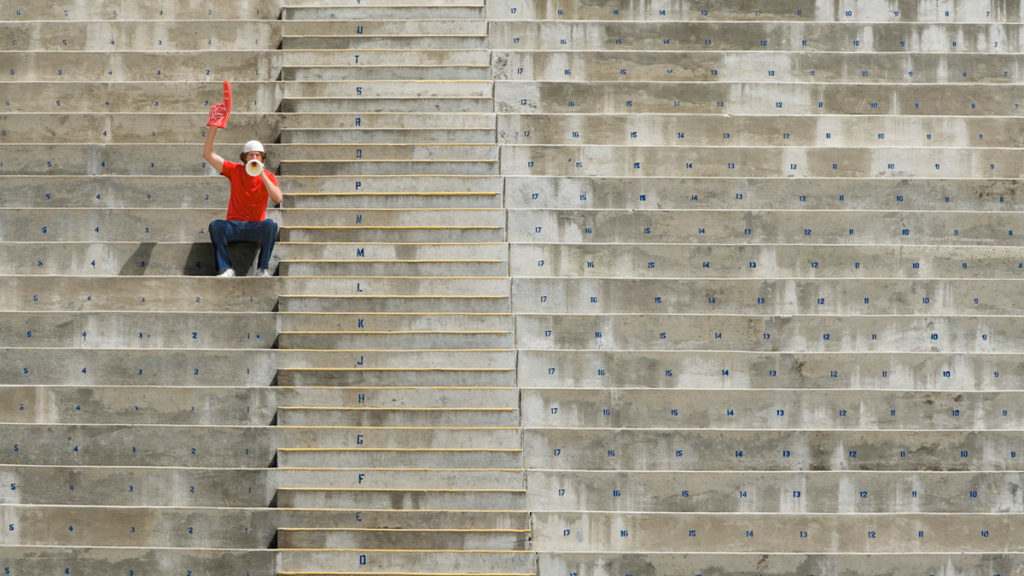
[497,113,1024,147]
[3,0,281,19]
[278,407,519,427]
[280,158,499,176]
[0,505,274,548]
[282,6,486,20]
[281,19,487,37]
[282,96,493,113]
[510,243,1024,279]
[274,466,525,490]
[281,207,504,225]
[282,111,496,130]
[279,259,507,277]
[284,191,502,208]
[0,347,276,385]
[485,0,998,21]
[0,464,271,506]
[1,81,280,113]
[499,144,1024,179]
[0,20,281,51]
[525,469,1024,514]
[489,20,1024,52]
[536,551,1022,576]
[517,348,1022,391]
[277,487,526,510]
[284,49,489,67]
[277,526,530,550]
[277,549,534,574]
[0,144,284,176]
[277,427,522,449]
[514,313,1019,353]
[0,176,231,208]
[283,34,487,49]
[0,208,230,241]
[279,294,510,313]
[283,128,495,144]
[0,385,278,425]
[493,50,1021,83]
[284,64,490,80]
[494,81,1020,117]
[511,277,1021,316]
[531,511,1022,553]
[279,311,512,331]
[285,174,502,194]
[278,349,515,371]
[276,367,515,387]
[522,388,1024,430]
[0,241,229,276]
[0,311,276,349]
[282,80,491,99]
[281,224,504,242]
[277,447,524,469]
[2,50,281,82]
[0,423,274,467]
[0,113,282,143]
[278,330,513,350]
[504,176,1021,211]
[505,204,1024,242]
[280,242,506,261]
[0,546,273,576]
[524,428,1020,472]
[278,143,498,161]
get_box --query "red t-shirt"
[221,160,279,222]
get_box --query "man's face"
[244,151,264,163]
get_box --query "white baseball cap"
[243,140,265,154]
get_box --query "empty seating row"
[494,51,1024,83]
[504,176,1021,210]
[515,314,1018,353]
[0,0,280,20]
[489,21,1024,52]
[494,81,1023,115]
[498,114,1024,147]
[522,388,1024,429]
[511,244,1024,279]
[499,145,1024,177]
[487,0,1022,22]
[518,349,1017,390]
[526,469,1024,513]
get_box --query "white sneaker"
[255,268,272,277]
[217,268,236,277]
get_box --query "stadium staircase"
[3,0,1024,575]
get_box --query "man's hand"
[206,81,232,128]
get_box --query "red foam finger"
[222,80,232,116]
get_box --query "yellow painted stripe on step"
[281,259,503,263]
[280,528,531,533]
[278,294,506,297]
[279,448,521,453]
[279,488,525,493]
[283,225,501,229]
[277,548,532,554]
[281,330,510,335]
[280,406,513,411]
[276,364,512,368]
[286,192,499,196]
[278,467,523,472]
[278,573,533,576]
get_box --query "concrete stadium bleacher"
[3,0,1024,574]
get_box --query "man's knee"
[261,219,279,236]
[209,219,228,237]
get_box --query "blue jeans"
[209,219,279,272]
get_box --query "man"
[202,81,283,277]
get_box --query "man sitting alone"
[202,81,283,277]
